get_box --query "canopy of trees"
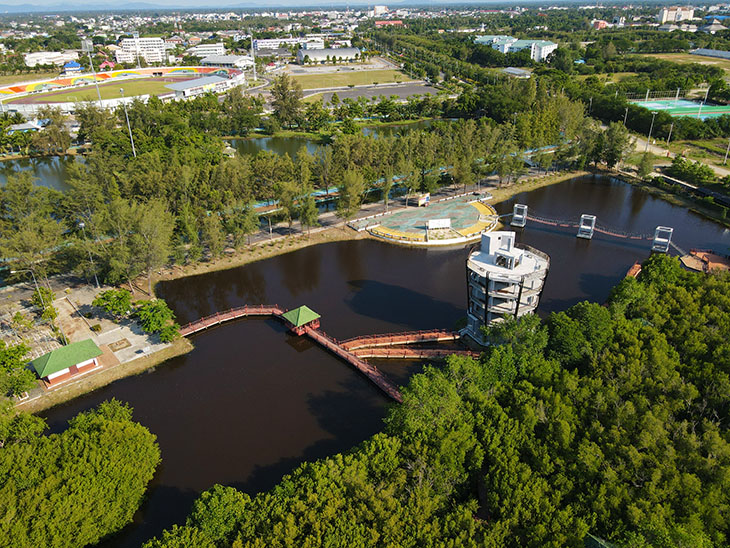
[0,400,160,548]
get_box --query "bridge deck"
[351,347,479,359]
[340,329,460,351]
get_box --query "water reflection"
[0,155,80,191]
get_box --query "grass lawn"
[577,71,638,83]
[634,52,730,74]
[7,77,185,104]
[0,71,61,87]
[291,69,407,90]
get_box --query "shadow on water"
[346,279,463,329]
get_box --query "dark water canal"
[41,174,730,547]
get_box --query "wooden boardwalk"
[340,329,460,351]
[179,305,284,337]
[351,347,479,360]
[178,304,403,402]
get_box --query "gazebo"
[281,305,321,336]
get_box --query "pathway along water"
[40,174,730,548]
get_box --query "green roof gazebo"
[281,305,321,335]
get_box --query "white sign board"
[428,218,451,230]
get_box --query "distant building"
[475,35,557,62]
[502,66,532,79]
[700,19,728,33]
[186,42,226,57]
[658,23,697,32]
[165,35,185,47]
[302,39,325,50]
[200,54,253,69]
[62,60,82,74]
[464,231,549,344]
[23,50,78,67]
[593,19,609,29]
[165,74,240,99]
[373,5,388,15]
[375,20,404,27]
[30,339,103,387]
[296,47,360,64]
[115,37,165,64]
[254,37,303,50]
[657,6,695,24]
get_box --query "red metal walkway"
[179,305,285,337]
[351,347,479,360]
[340,329,460,351]
[178,305,403,402]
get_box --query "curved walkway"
[360,196,499,246]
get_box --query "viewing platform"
[349,192,499,246]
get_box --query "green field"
[7,78,187,104]
[290,69,407,90]
[636,52,730,74]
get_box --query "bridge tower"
[511,204,528,227]
[652,226,674,253]
[577,214,596,239]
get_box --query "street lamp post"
[623,106,629,126]
[78,221,100,288]
[723,137,730,165]
[120,88,137,158]
[645,111,658,154]
[11,269,67,345]
[666,122,674,157]
[11,269,43,308]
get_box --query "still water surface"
[41,175,730,547]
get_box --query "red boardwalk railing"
[305,326,403,403]
[351,347,479,359]
[179,305,283,337]
[340,329,460,351]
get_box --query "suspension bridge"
[510,204,680,253]
[179,306,478,403]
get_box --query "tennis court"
[631,98,730,119]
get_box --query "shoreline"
[19,337,193,414]
[153,169,589,286]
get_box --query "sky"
[1,0,550,12]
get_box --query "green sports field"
[6,76,194,104]
[290,69,407,90]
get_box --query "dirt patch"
[108,338,131,352]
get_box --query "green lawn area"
[635,52,730,74]
[0,71,60,87]
[577,71,638,83]
[7,78,183,104]
[291,69,407,90]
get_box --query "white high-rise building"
[465,232,549,344]
[115,37,166,64]
[657,6,695,24]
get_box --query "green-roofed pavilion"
[281,305,321,335]
[31,339,102,381]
